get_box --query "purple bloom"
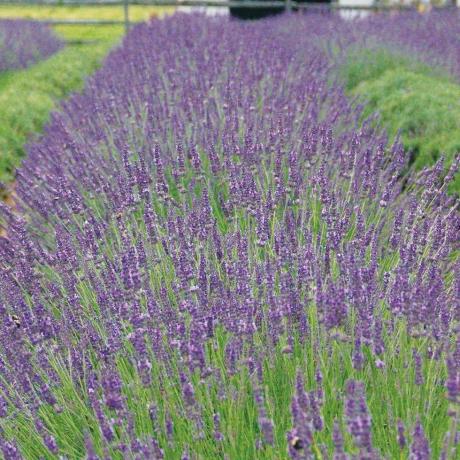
[102,370,124,411]
[0,11,457,459]
[333,421,349,460]
[409,419,431,460]
[0,394,8,417]
[0,20,62,72]
[0,439,23,460]
[413,349,424,386]
[345,380,374,455]
[397,420,406,450]
[35,419,59,454]
[259,416,274,446]
[84,432,100,460]
[446,335,460,403]
[213,413,224,442]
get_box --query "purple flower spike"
[259,416,275,446]
[0,440,23,460]
[409,419,431,460]
[102,370,124,411]
[345,380,374,456]
[397,420,406,450]
[333,421,349,460]
[0,11,458,459]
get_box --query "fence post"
[123,0,130,34]
[285,0,292,13]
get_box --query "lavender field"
[347,10,460,80]
[0,11,459,460]
[0,20,62,72]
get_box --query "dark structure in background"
[229,0,331,20]
[229,0,283,19]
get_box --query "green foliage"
[0,41,113,187]
[0,142,456,458]
[0,32,457,457]
[354,69,460,192]
[54,24,125,43]
[339,46,453,92]
[340,47,460,192]
[1,319,451,459]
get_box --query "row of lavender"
[351,9,460,81]
[0,12,458,459]
[0,20,62,73]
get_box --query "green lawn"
[0,4,173,42]
[0,4,173,22]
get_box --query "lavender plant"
[353,9,460,81]
[0,19,62,73]
[0,13,458,459]
[336,9,460,191]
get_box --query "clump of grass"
[53,24,125,43]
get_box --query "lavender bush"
[0,20,62,73]
[0,13,458,459]
[353,9,460,81]
[335,9,460,192]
